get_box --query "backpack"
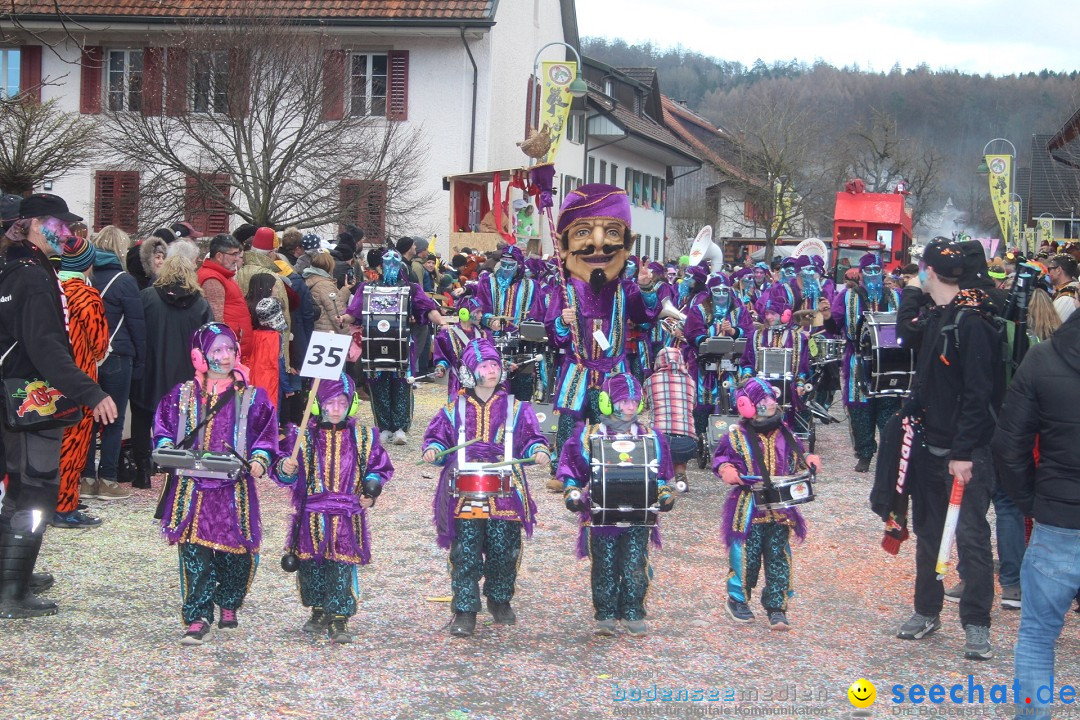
[938,306,1014,418]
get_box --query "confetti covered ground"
[4,382,1079,720]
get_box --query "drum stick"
[415,437,482,465]
[480,457,537,470]
[289,378,321,463]
[405,371,438,385]
[935,477,965,580]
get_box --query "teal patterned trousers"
[298,559,358,618]
[589,526,652,621]
[726,522,792,612]
[449,518,522,613]
[178,542,256,625]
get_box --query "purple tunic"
[476,274,543,326]
[346,280,440,374]
[422,389,549,549]
[153,379,279,552]
[557,420,672,556]
[544,277,658,416]
[711,421,809,546]
[432,323,492,400]
[684,298,755,392]
[272,421,393,565]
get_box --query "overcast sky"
[577,0,1078,76]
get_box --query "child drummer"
[274,373,394,643]
[153,323,279,645]
[712,378,821,631]
[558,372,675,638]
[421,339,551,637]
[432,296,492,401]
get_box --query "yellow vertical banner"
[1038,217,1054,246]
[1025,228,1036,255]
[986,154,1011,244]
[538,61,575,164]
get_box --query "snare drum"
[588,435,660,527]
[809,337,844,366]
[360,286,411,374]
[450,467,513,501]
[750,471,816,510]
[858,312,914,397]
[757,347,794,377]
[151,449,245,479]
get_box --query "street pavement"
[3,382,1077,720]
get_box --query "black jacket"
[0,243,108,409]
[993,311,1080,528]
[897,285,1003,460]
[89,250,146,379]
[130,283,212,412]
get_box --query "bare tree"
[706,79,831,261]
[842,109,943,228]
[104,20,431,235]
[0,96,99,193]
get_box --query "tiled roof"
[617,67,657,88]
[660,94,763,188]
[10,0,495,21]
[1028,133,1080,217]
[588,86,698,163]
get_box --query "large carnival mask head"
[556,184,632,292]
[381,249,403,284]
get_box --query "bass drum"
[858,312,914,397]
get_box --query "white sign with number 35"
[300,331,353,380]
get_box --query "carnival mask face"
[666,269,677,283]
[561,218,630,291]
[863,265,884,296]
[382,250,403,283]
[205,335,237,377]
[474,359,502,388]
[756,397,779,417]
[34,217,74,256]
[800,267,820,293]
[711,286,731,309]
[780,265,798,281]
[321,395,350,424]
[496,259,518,284]
[625,259,638,280]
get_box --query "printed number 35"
[309,345,343,366]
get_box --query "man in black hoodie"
[893,236,1003,661]
[0,194,117,619]
[993,311,1080,720]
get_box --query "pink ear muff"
[781,309,792,324]
[736,395,756,419]
[191,348,208,373]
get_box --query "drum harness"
[740,423,814,502]
[454,393,517,505]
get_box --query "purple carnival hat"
[601,372,643,406]
[461,338,502,373]
[859,253,880,270]
[647,261,666,276]
[706,274,729,291]
[191,322,238,356]
[501,245,525,264]
[317,372,357,408]
[556,183,632,235]
[764,291,791,316]
[685,265,708,284]
[736,377,781,406]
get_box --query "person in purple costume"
[421,339,551,637]
[740,292,813,432]
[153,322,278,646]
[433,295,493,401]
[339,247,445,445]
[558,373,675,638]
[713,377,821,631]
[275,373,393,643]
[544,184,659,484]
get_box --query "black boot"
[0,531,59,619]
[854,457,872,473]
[449,611,476,637]
[132,453,152,490]
[30,572,54,594]
[487,600,517,625]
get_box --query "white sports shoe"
[392,430,408,445]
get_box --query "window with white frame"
[107,49,143,112]
[565,112,585,144]
[349,53,387,117]
[561,174,581,201]
[192,50,229,114]
[1,48,20,99]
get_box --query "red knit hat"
[252,226,277,251]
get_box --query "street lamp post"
[976,138,1017,250]
[530,42,588,125]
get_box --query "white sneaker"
[379,430,392,445]
[392,430,408,446]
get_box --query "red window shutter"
[340,179,386,245]
[321,50,345,121]
[227,49,250,118]
[386,50,409,121]
[532,78,541,130]
[80,46,103,114]
[142,47,163,116]
[19,46,42,103]
[185,173,231,236]
[165,48,188,117]
[94,171,140,233]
